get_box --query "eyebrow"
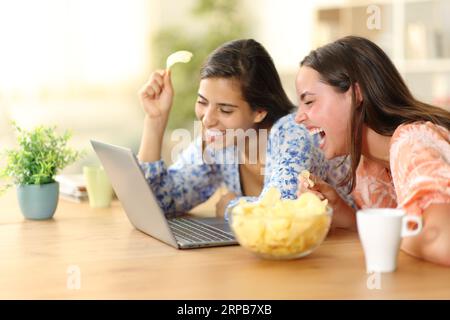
[197,93,239,108]
[299,91,315,100]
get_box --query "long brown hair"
[301,35,450,191]
[200,39,295,126]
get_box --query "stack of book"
[55,174,88,203]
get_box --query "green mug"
[83,166,113,208]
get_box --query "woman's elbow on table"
[401,203,450,267]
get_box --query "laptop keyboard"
[168,217,235,244]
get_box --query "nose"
[294,107,307,124]
[202,106,218,128]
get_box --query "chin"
[205,138,233,151]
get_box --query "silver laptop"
[91,140,237,249]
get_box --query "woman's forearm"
[401,203,450,267]
[137,115,168,163]
[137,69,173,163]
[332,199,357,230]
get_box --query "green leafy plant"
[0,123,84,194]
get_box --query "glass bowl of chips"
[229,188,332,260]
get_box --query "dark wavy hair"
[200,39,295,126]
[301,35,450,191]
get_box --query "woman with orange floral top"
[295,36,450,266]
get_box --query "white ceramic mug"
[357,208,422,273]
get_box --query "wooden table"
[0,190,449,299]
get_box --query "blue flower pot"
[16,182,59,220]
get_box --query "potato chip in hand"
[300,170,315,188]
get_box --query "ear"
[353,82,363,107]
[253,109,268,124]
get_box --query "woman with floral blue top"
[137,39,353,226]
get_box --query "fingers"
[297,176,310,194]
[298,172,319,191]
[308,173,323,186]
[296,187,326,201]
[139,70,165,100]
[306,174,328,192]
[219,189,236,198]
[226,191,237,198]
[297,173,327,200]
[152,70,165,86]
[164,69,171,85]
[150,82,161,96]
[221,192,237,204]
[302,174,341,205]
[163,69,173,93]
[306,190,326,200]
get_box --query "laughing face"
[195,77,267,149]
[294,66,353,159]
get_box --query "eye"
[304,101,313,106]
[220,108,233,114]
[196,100,207,106]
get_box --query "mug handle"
[401,215,423,238]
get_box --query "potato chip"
[259,187,281,208]
[301,170,315,187]
[166,50,193,69]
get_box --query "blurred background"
[1,0,450,174]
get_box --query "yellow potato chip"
[301,170,315,187]
[259,187,281,207]
[166,50,193,70]
[232,216,265,247]
[295,192,327,216]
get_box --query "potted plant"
[0,123,83,220]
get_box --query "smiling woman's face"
[195,77,267,148]
[294,66,353,159]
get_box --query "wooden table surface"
[0,190,449,299]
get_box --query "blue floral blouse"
[139,113,354,219]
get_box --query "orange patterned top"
[352,121,450,215]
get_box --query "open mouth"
[308,127,326,149]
